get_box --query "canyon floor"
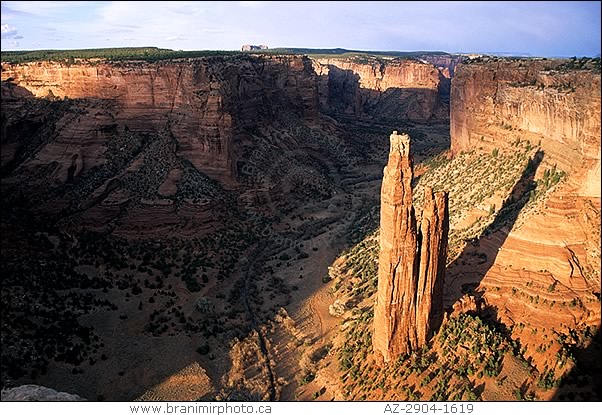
[0,106,450,400]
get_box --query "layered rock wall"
[450,59,601,196]
[1,55,451,187]
[1,55,319,184]
[312,58,447,121]
[373,132,449,363]
[417,54,464,103]
[449,59,601,379]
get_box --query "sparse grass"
[414,142,536,261]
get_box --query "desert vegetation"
[333,306,534,401]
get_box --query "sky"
[1,1,600,57]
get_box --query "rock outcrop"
[415,187,449,346]
[312,58,448,121]
[1,384,85,401]
[241,44,269,51]
[373,132,449,363]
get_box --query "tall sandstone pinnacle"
[373,132,449,364]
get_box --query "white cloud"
[166,35,188,42]
[200,28,223,34]
[98,1,149,25]
[166,2,206,15]
[2,1,89,15]
[239,1,267,8]
[3,39,20,48]
[90,2,229,49]
[1,23,19,39]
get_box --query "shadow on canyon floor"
[552,324,602,401]
[320,63,449,124]
[445,149,544,309]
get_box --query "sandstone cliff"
[373,132,449,363]
[312,58,447,121]
[451,58,601,197]
[1,55,451,189]
[448,58,601,381]
[1,54,319,185]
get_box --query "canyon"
[445,58,601,400]
[1,54,446,189]
[313,57,448,121]
[1,51,600,402]
[315,57,600,401]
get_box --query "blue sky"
[1,1,600,56]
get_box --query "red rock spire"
[373,131,449,364]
